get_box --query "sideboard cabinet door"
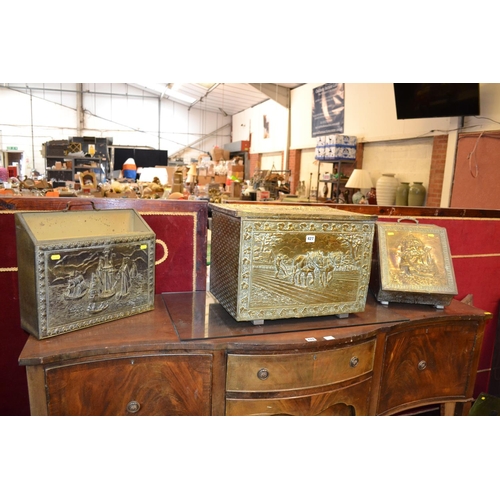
[44,353,213,416]
[377,320,480,415]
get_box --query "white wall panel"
[362,138,433,190]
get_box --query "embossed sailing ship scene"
[50,245,148,321]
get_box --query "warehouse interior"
[2,8,499,496]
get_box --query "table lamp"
[345,169,373,203]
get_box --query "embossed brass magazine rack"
[370,218,458,307]
[15,203,156,339]
[209,203,376,324]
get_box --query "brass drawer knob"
[418,360,427,371]
[350,356,359,368]
[126,400,141,413]
[257,368,269,381]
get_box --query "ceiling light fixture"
[135,83,196,104]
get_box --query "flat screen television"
[393,83,480,119]
[113,148,168,171]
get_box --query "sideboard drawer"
[226,339,376,392]
[226,377,373,416]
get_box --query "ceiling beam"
[188,83,221,111]
[249,84,290,108]
[170,122,231,159]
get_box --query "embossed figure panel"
[210,204,376,323]
[370,221,458,307]
[16,209,156,338]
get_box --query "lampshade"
[345,169,373,189]
[140,167,168,184]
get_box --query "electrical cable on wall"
[467,131,484,178]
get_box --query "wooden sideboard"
[18,292,490,416]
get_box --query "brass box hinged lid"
[211,203,378,222]
[15,206,156,339]
[370,218,458,307]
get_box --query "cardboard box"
[228,182,242,198]
[211,148,230,161]
[231,164,244,181]
[224,140,250,152]
[323,135,357,161]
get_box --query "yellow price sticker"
[51,254,61,260]
[140,244,147,250]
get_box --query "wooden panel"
[45,354,213,416]
[451,132,500,210]
[227,340,375,392]
[377,321,479,414]
[226,377,372,416]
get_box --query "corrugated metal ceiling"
[128,83,303,116]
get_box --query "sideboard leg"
[441,402,456,416]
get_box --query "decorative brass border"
[35,235,156,337]
[236,219,375,321]
[377,224,457,294]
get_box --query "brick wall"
[248,153,261,180]
[356,142,365,168]
[427,135,448,207]
[287,149,301,194]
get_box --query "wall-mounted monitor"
[113,148,168,171]
[393,83,480,120]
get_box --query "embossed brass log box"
[209,203,377,323]
[15,207,156,339]
[370,219,457,307]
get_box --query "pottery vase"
[408,182,426,206]
[376,173,399,205]
[366,187,377,205]
[352,189,363,204]
[165,166,177,187]
[395,182,410,206]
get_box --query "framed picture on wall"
[263,115,270,139]
[312,83,344,137]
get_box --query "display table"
[18,292,490,416]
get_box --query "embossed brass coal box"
[209,203,377,323]
[370,219,457,307]
[15,208,156,339]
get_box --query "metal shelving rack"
[316,160,355,203]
